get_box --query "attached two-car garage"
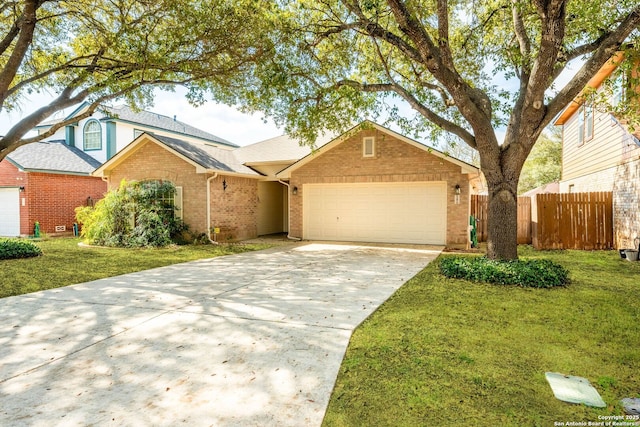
[0,187,20,237]
[303,182,447,245]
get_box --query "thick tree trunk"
[485,176,519,260]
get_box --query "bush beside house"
[76,180,187,247]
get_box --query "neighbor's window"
[83,120,102,150]
[363,137,375,157]
[577,104,594,146]
[133,129,144,139]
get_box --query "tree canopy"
[229,0,640,259]
[0,0,276,160]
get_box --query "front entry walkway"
[0,243,441,426]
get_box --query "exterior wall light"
[292,186,298,195]
[222,179,227,191]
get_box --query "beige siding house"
[93,122,481,247]
[555,53,640,249]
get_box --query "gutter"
[278,179,301,241]
[206,173,219,244]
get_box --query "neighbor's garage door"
[303,182,447,245]
[0,187,20,237]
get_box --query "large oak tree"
[0,0,275,160]
[234,0,640,259]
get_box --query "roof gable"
[93,133,260,178]
[276,121,479,178]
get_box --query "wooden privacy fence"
[535,192,613,250]
[471,195,532,244]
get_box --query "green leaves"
[0,239,43,260]
[439,255,570,288]
[75,179,187,248]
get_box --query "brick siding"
[289,129,472,247]
[106,140,258,241]
[0,160,106,235]
[613,157,640,249]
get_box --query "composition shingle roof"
[234,133,334,164]
[7,141,102,175]
[99,105,237,148]
[152,134,260,176]
[37,103,237,148]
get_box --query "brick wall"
[1,160,106,235]
[107,140,259,240]
[25,173,106,235]
[208,175,258,241]
[613,157,640,249]
[289,129,473,247]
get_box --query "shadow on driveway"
[0,242,441,426]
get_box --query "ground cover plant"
[440,256,569,288]
[0,238,42,260]
[0,238,270,298]
[323,247,640,426]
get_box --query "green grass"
[323,247,640,427]
[0,237,271,298]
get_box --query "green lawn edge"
[323,247,640,427]
[0,238,271,298]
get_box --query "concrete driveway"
[0,242,441,426]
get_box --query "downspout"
[207,173,218,244]
[278,179,301,241]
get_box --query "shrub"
[0,239,43,260]
[439,256,569,288]
[75,179,187,248]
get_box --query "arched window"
[83,120,102,150]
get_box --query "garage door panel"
[303,182,447,245]
[0,188,20,237]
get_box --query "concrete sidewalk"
[0,242,441,426]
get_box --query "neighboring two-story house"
[0,104,236,237]
[554,52,640,249]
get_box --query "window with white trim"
[140,180,183,220]
[363,136,375,157]
[133,129,145,139]
[83,119,102,150]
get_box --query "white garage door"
[0,187,20,237]
[303,182,447,245]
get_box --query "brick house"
[554,52,640,249]
[0,141,106,236]
[93,122,481,247]
[0,104,237,238]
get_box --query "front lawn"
[323,247,640,426]
[0,238,270,298]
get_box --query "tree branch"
[0,0,40,108]
[545,4,640,124]
[334,79,476,148]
